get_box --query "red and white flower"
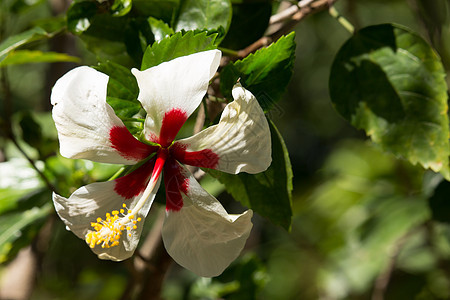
[51,50,271,277]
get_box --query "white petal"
[176,84,272,174]
[131,50,221,143]
[161,165,253,277]
[53,177,161,261]
[51,66,152,164]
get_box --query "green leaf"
[0,201,52,263]
[111,0,132,16]
[215,253,269,299]
[74,18,136,66]
[96,60,139,101]
[9,0,44,13]
[208,120,293,230]
[133,0,180,24]
[95,61,142,119]
[295,140,428,295]
[175,0,232,35]
[329,23,450,179]
[220,32,296,111]
[17,112,59,160]
[0,189,32,215]
[148,17,174,41]
[0,50,80,67]
[19,112,42,149]
[0,27,49,62]
[67,2,153,67]
[141,30,217,70]
[33,15,67,34]
[106,97,142,120]
[0,158,50,263]
[66,1,98,34]
[0,158,43,192]
[220,0,272,50]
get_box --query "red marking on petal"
[171,143,219,169]
[114,159,156,199]
[110,126,158,161]
[164,158,188,212]
[158,108,188,148]
[146,132,159,144]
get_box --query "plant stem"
[237,0,341,59]
[372,224,420,300]
[329,5,355,34]
[10,135,58,193]
[122,117,145,123]
[1,67,57,193]
[218,47,239,57]
[201,97,209,126]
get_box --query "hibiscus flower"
[51,50,271,277]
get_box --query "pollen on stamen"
[85,204,143,249]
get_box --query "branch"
[269,0,316,25]
[237,0,340,58]
[9,135,57,193]
[371,224,421,300]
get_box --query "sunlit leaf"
[0,158,42,191]
[329,23,450,179]
[0,50,79,67]
[141,30,217,70]
[148,17,174,41]
[220,32,296,112]
[175,0,232,37]
[111,0,132,17]
[0,27,49,62]
[209,120,293,230]
[0,157,50,264]
[66,1,98,34]
[67,2,153,67]
[0,189,31,215]
[0,201,52,263]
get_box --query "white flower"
[50,50,271,277]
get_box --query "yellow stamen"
[85,170,162,250]
[85,203,142,249]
